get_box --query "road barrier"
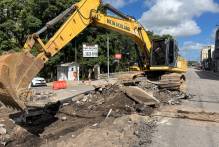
[53,80,67,90]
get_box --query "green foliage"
[0,0,41,50]
[188,61,199,66]
[147,31,173,40]
[0,0,173,80]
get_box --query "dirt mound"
[2,80,189,146]
[42,114,156,147]
[6,85,155,147]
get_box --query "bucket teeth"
[0,52,44,110]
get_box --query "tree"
[0,0,44,51]
[0,0,173,80]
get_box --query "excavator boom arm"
[0,0,152,110]
[29,0,152,63]
[93,12,152,60]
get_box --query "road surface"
[150,68,219,147]
[30,84,94,107]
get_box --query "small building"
[57,62,80,81]
[200,46,215,70]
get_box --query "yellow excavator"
[0,0,187,110]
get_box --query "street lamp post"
[75,40,77,62]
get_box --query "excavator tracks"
[117,72,186,92]
[157,73,185,91]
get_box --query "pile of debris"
[137,80,188,105]
[137,80,159,92]
[1,77,190,146]
[5,84,157,146]
[0,124,7,146]
[41,114,156,147]
[154,89,187,105]
[64,84,156,119]
[0,124,29,146]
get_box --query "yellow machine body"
[0,0,187,110]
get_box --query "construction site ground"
[150,68,219,147]
[1,68,219,147]
[26,84,95,108]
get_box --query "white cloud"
[181,41,207,51]
[140,0,219,37]
[103,0,138,8]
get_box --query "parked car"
[31,77,47,87]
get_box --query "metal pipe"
[103,4,130,20]
[36,4,76,35]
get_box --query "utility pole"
[75,40,77,63]
[107,35,110,79]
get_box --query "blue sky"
[104,0,219,61]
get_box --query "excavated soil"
[0,81,188,147]
[1,85,155,147]
[41,114,156,147]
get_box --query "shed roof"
[57,62,79,67]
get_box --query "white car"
[31,77,47,87]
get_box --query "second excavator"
[0,0,187,110]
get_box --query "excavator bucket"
[0,52,44,110]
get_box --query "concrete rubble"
[41,114,156,147]
[0,124,8,146]
[0,77,191,147]
[122,86,160,105]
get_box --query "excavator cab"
[150,38,178,67]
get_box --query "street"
[150,68,219,147]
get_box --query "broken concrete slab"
[0,126,6,135]
[122,86,160,106]
[91,79,118,89]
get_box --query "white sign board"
[83,44,98,57]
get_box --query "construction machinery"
[129,37,187,90]
[0,0,187,110]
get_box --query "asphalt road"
[150,68,219,147]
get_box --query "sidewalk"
[27,84,95,108]
[28,78,119,108]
